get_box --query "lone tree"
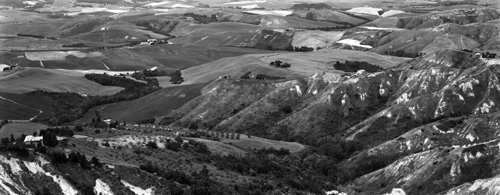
[43,132,58,147]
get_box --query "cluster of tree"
[254,147,290,156]
[140,162,227,194]
[333,60,384,73]
[40,126,74,137]
[290,3,332,9]
[240,71,252,79]
[480,52,497,58]
[42,132,59,147]
[47,150,101,169]
[2,66,13,71]
[240,71,286,80]
[89,110,108,128]
[382,50,424,58]
[131,68,168,80]
[169,70,184,84]
[0,120,9,127]
[255,74,286,80]
[165,136,184,152]
[303,26,351,31]
[68,151,92,169]
[270,60,291,68]
[145,141,158,149]
[85,73,153,89]
[183,13,221,24]
[295,46,315,52]
[62,43,87,47]
[185,139,210,154]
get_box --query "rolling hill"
[0,68,123,96]
[155,49,500,194]
[74,83,207,123]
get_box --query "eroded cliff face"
[156,49,500,193]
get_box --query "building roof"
[24,135,43,142]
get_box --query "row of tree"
[382,50,424,58]
[206,131,241,140]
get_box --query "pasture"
[220,134,306,153]
[0,122,47,139]
[0,68,123,96]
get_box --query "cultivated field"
[0,68,123,96]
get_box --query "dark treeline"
[382,50,424,58]
[62,43,87,47]
[183,13,223,24]
[131,68,168,80]
[333,61,384,73]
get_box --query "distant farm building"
[24,136,70,145]
[23,135,43,145]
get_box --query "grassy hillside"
[0,68,123,95]
[0,98,40,120]
[75,83,207,123]
[0,92,54,120]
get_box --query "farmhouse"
[103,119,113,125]
[23,135,43,145]
[23,135,70,145]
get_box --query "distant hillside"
[75,83,207,123]
[156,49,500,194]
[0,68,123,95]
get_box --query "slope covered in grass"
[75,83,207,123]
[0,68,123,96]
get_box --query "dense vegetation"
[382,50,424,58]
[184,13,223,24]
[169,70,185,84]
[270,60,291,68]
[62,43,87,47]
[131,68,168,80]
[332,61,384,73]
[290,3,332,10]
